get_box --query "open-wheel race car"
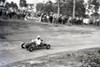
[21,41,51,52]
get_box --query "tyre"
[46,44,51,49]
[28,46,34,52]
[28,44,36,52]
[21,43,25,49]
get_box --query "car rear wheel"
[21,43,25,49]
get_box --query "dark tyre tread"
[28,47,34,52]
[46,44,51,49]
[21,43,25,49]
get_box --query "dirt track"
[0,20,100,66]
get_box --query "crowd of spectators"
[39,12,100,26]
[0,7,27,20]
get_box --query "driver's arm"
[41,39,43,41]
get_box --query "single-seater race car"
[21,41,51,52]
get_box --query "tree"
[43,1,56,14]
[91,0,100,12]
[5,1,18,9]
[56,0,85,17]
[36,3,44,12]
[84,0,100,18]
[11,2,18,9]
[19,0,27,7]
[36,0,85,17]
[75,0,85,17]
[91,0,100,18]
[0,0,6,7]
[0,0,5,3]
[36,1,57,14]
[5,2,10,8]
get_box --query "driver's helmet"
[37,36,40,39]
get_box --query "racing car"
[21,41,51,52]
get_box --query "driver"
[31,36,43,46]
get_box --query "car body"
[21,41,51,52]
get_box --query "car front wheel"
[28,46,34,52]
[46,44,51,49]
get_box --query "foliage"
[0,0,5,3]
[5,1,18,9]
[19,0,27,7]
[36,1,57,14]
[43,1,57,14]
[0,0,6,7]
[36,3,44,12]
[91,0,100,11]
[75,0,85,17]
[90,0,100,17]
[36,0,85,17]
[59,0,85,17]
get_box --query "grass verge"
[2,47,100,67]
